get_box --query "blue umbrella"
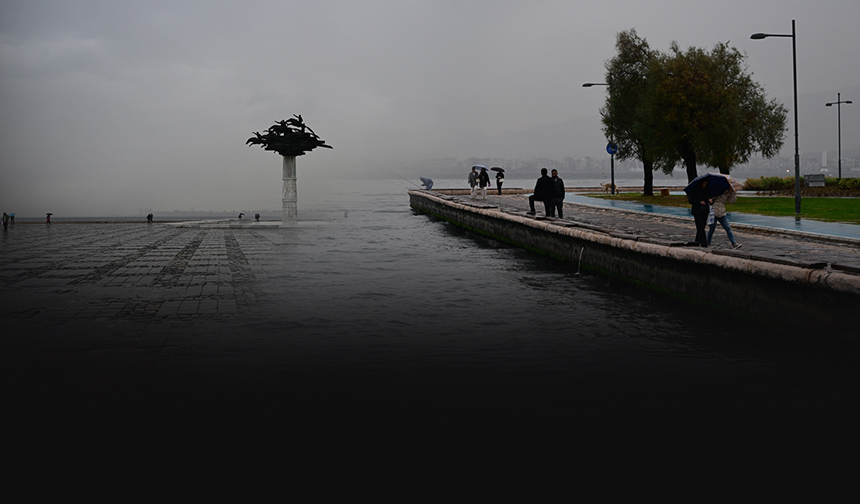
[684,173,732,198]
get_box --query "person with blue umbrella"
[686,177,711,247]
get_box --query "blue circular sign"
[606,143,618,155]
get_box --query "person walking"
[688,178,710,247]
[527,168,554,216]
[495,170,504,195]
[468,166,479,199]
[478,167,491,200]
[708,188,742,249]
[2,212,8,231]
[550,169,565,218]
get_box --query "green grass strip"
[586,193,860,224]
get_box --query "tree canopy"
[601,29,668,196]
[601,33,788,186]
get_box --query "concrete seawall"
[409,189,860,336]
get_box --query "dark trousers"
[692,205,709,247]
[528,196,553,216]
[551,198,564,218]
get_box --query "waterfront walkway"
[436,191,860,272]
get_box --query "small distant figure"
[147,213,153,224]
[238,213,244,219]
[344,211,348,218]
[420,177,434,190]
[527,168,554,216]
[8,212,14,224]
[46,212,52,225]
[478,167,490,200]
[255,213,260,222]
[468,166,479,199]
[493,169,505,194]
[550,169,565,218]
[2,212,8,231]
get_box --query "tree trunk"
[681,142,697,182]
[642,158,654,196]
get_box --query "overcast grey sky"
[2,0,858,216]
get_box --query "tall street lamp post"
[826,93,853,180]
[583,82,616,195]
[751,19,801,215]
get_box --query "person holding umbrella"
[491,167,505,195]
[468,165,480,199]
[687,178,710,247]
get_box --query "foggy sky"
[2,0,858,216]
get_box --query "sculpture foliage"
[246,115,332,157]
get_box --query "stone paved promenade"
[451,192,860,270]
[2,222,279,413]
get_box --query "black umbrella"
[46,212,53,216]
[684,173,732,198]
[490,167,505,172]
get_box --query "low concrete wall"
[409,190,860,335]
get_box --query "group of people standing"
[467,166,566,216]
[527,168,565,218]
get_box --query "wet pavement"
[449,192,860,271]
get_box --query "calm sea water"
[197,178,856,412]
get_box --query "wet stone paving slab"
[1,224,270,324]
[464,193,860,270]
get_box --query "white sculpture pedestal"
[282,155,297,225]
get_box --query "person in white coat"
[708,188,742,249]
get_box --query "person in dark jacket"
[527,168,554,216]
[550,169,565,218]
[688,178,710,247]
[478,167,491,200]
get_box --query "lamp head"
[750,33,768,39]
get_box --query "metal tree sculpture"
[247,115,332,225]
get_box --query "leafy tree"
[601,29,671,196]
[646,41,787,181]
